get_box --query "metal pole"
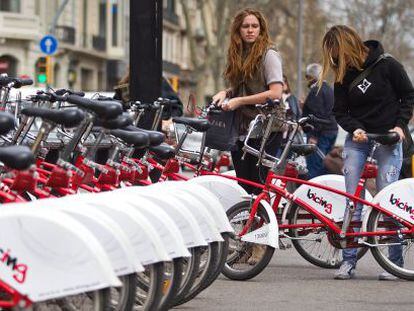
[296,0,304,98]
[49,0,71,35]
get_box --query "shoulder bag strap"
[348,53,392,93]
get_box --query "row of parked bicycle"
[1,72,414,310]
[0,74,244,311]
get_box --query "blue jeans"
[306,132,337,179]
[341,135,403,267]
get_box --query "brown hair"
[118,66,130,85]
[319,25,368,87]
[283,75,291,93]
[224,8,272,88]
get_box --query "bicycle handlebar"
[0,76,33,88]
[299,115,332,126]
[55,89,85,97]
[13,79,33,88]
[255,98,281,109]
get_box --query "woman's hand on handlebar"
[308,136,318,145]
[212,90,227,106]
[389,126,405,141]
[221,97,242,111]
[353,128,368,143]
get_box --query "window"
[166,0,175,13]
[99,1,106,37]
[0,55,17,77]
[0,0,20,12]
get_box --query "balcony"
[92,35,106,52]
[163,9,179,25]
[55,25,75,45]
[0,12,40,39]
[79,33,107,56]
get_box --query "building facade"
[0,0,212,101]
[162,0,215,107]
[0,0,126,91]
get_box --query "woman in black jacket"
[319,25,414,280]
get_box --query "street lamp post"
[130,0,163,129]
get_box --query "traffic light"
[36,57,48,84]
[170,76,179,92]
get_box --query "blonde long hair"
[224,8,272,88]
[319,25,368,87]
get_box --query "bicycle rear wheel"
[222,201,275,281]
[288,203,368,269]
[368,209,414,280]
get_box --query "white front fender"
[240,199,279,249]
[63,193,171,265]
[0,206,120,302]
[144,181,234,233]
[129,191,208,248]
[188,175,248,211]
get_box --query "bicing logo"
[306,189,333,214]
[0,246,28,284]
[389,194,414,220]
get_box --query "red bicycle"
[220,108,414,281]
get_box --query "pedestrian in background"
[320,25,414,280]
[282,75,301,121]
[302,63,338,178]
[212,8,285,194]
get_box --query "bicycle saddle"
[66,95,123,119]
[173,117,211,132]
[110,129,150,149]
[285,144,317,156]
[367,132,400,145]
[0,112,15,135]
[0,146,34,170]
[94,114,133,130]
[123,125,165,146]
[149,143,176,160]
[21,107,85,128]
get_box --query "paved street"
[180,246,414,311]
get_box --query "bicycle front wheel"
[157,258,183,310]
[27,289,109,310]
[170,247,202,306]
[222,201,275,281]
[199,233,230,291]
[175,241,220,306]
[368,209,414,280]
[109,274,136,311]
[135,262,164,311]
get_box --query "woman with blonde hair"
[319,25,414,280]
[212,8,284,194]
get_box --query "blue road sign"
[40,35,58,55]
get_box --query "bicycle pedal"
[279,239,292,250]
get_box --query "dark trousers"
[231,132,283,194]
[306,132,337,179]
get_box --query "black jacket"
[302,81,338,137]
[333,40,414,134]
